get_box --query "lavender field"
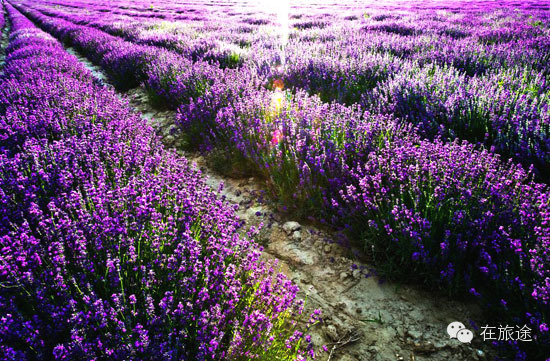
[0,0,549,360]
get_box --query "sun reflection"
[273,78,284,90]
[271,129,284,147]
[270,77,285,113]
[253,0,290,68]
[271,90,285,112]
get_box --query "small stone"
[352,269,361,279]
[413,341,435,353]
[409,309,424,321]
[475,350,486,359]
[335,302,347,310]
[339,272,348,281]
[449,341,461,350]
[325,324,339,341]
[324,244,332,253]
[407,329,422,340]
[292,230,301,241]
[368,346,378,353]
[283,221,301,234]
[396,326,405,338]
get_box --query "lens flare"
[271,129,284,147]
[271,90,285,112]
[253,0,290,68]
[273,78,284,90]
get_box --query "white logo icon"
[447,321,466,338]
[456,328,474,343]
[447,321,474,343]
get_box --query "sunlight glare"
[254,0,290,67]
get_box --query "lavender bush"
[4,0,550,359]
[0,5,318,360]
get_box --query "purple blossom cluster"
[207,87,550,358]
[364,61,550,178]
[22,0,550,177]
[3,0,550,359]
[0,4,318,360]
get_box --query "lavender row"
[20,1,550,178]
[13,2,550,358]
[363,61,550,178]
[192,66,550,359]
[29,2,250,70]
[0,4,317,360]
[26,1,550,78]
[12,3,263,123]
[22,1,546,80]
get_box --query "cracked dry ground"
[67,47,494,361]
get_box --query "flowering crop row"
[18,0,550,178]
[0,3,318,360]
[9,1,550,359]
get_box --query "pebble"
[292,230,301,241]
[413,341,436,353]
[352,269,361,279]
[407,329,422,340]
[325,324,339,341]
[335,302,347,310]
[396,326,405,338]
[475,349,486,360]
[283,221,301,234]
[340,272,349,281]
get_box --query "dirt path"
[64,47,493,361]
